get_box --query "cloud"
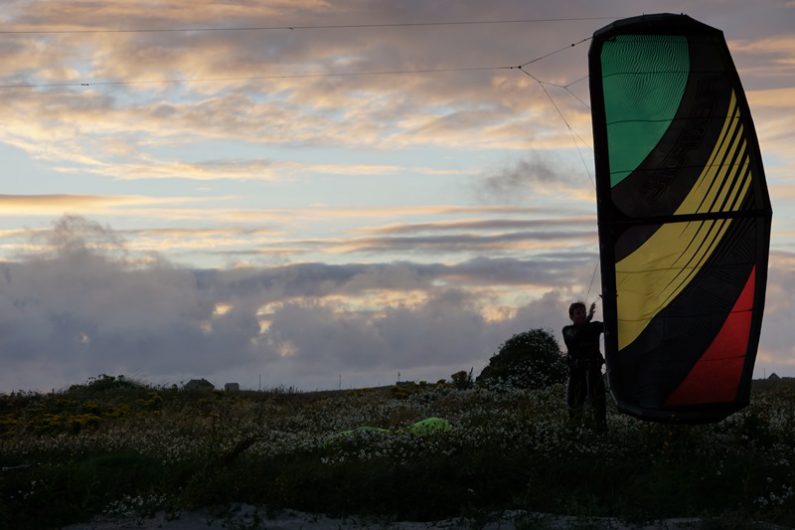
[77,157,417,182]
[0,205,597,264]
[476,153,595,204]
[748,87,795,108]
[362,216,596,235]
[2,215,791,392]
[0,0,600,182]
[0,194,126,213]
[1,3,794,390]
[207,254,595,302]
[756,251,795,376]
[0,194,207,215]
[0,218,259,390]
[330,229,596,254]
[0,215,594,391]
[0,4,785,163]
[730,34,795,69]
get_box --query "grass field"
[1,375,794,529]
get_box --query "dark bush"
[450,369,473,390]
[476,329,567,390]
[66,374,146,397]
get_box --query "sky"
[0,0,794,392]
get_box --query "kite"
[588,14,772,422]
[327,417,452,445]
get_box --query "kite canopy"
[408,416,452,435]
[589,14,772,422]
[326,417,452,445]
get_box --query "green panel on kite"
[602,35,689,186]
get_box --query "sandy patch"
[61,504,725,529]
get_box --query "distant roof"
[184,378,215,389]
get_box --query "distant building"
[224,382,240,392]
[184,378,215,391]
[769,373,781,381]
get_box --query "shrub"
[476,329,567,390]
[450,369,473,390]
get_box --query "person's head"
[569,301,587,325]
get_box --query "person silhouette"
[562,301,607,431]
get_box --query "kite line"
[0,17,620,35]
[511,37,600,303]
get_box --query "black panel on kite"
[589,14,772,422]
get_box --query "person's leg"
[567,368,586,425]
[587,367,607,432]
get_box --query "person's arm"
[562,326,575,367]
[587,302,596,322]
[562,326,573,351]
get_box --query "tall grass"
[1,375,794,528]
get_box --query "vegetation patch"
[1,375,794,528]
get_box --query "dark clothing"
[562,321,604,362]
[562,321,606,430]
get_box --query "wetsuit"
[562,321,606,429]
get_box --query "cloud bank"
[1,2,794,391]
[0,216,589,391]
[1,215,791,392]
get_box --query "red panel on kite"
[665,267,755,406]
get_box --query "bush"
[2,374,794,528]
[476,329,567,390]
[450,369,473,390]
[66,374,147,399]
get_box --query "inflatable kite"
[589,14,772,422]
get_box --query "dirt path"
[61,504,740,529]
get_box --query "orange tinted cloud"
[0,194,186,214]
